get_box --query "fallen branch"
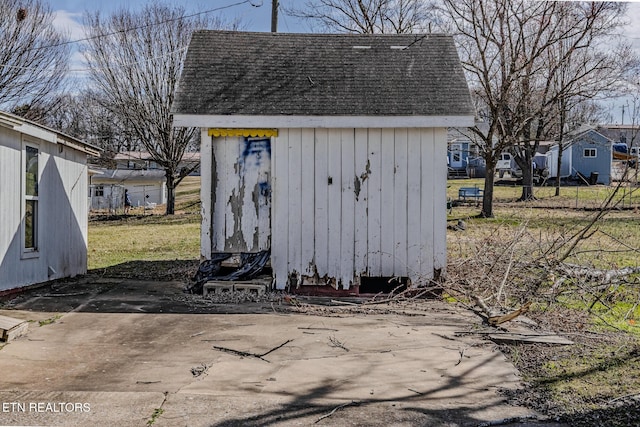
[489,302,532,326]
[315,401,359,423]
[474,296,531,326]
[557,264,640,283]
[212,339,293,363]
[608,392,640,404]
[328,336,349,352]
[455,347,467,366]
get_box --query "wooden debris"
[489,302,532,326]
[487,332,574,345]
[315,401,359,424]
[0,314,28,342]
[474,296,532,326]
[212,339,293,363]
[328,336,349,352]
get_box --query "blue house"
[550,128,613,184]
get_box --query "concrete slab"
[0,278,562,426]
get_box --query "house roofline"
[173,114,475,130]
[0,110,101,156]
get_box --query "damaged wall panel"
[209,134,271,254]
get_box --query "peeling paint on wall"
[354,158,371,201]
[212,136,271,253]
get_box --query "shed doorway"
[210,134,272,253]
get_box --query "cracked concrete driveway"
[0,277,561,426]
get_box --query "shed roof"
[0,110,100,156]
[173,31,474,128]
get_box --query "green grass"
[88,177,202,270]
[447,177,640,207]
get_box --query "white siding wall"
[271,127,447,290]
[0,126,89,291]
[200,129,212,259]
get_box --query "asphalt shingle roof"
[173,31,474,118]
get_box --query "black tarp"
[187,250,271,294]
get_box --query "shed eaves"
[173,31,474,118]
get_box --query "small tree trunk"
[165,171,176,215]
[555,143,563,197]
[519,162,535,201]
[481,162,496,218]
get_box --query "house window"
[24,144,39,252]
[94,185,104,197]
[584,148,597,158]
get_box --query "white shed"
[0,111,100,293]
[173,31,474,293]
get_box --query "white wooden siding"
[200,129,212,259]
[0,126,89,291]
[271,127,447,290]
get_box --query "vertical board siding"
[272,129,289,289]
[366,129,382,277]
[420,129,436,282]
[313,129,329,278]
[200,129,212,259]
[353,129,369,275]
[379,129,395,276]
[340,129,356,288]
[406,129,423,281]
[326,129,343,285]
[270,127,445,290]
[393,128,409,276]
[432,128,448,271]
[287,128,303,277]
[300,129,316,276]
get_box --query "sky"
[49,0,308,35]
[47,0,640,124]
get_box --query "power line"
[1,47,188,73]
[28,0,254,52]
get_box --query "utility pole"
[271,0,278,32]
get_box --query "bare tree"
[287,0,434,33]
[442,0,631,214]
[0,0,70,115]
[82,3,233,214]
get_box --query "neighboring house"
[0,111,100,292]
[447,128,483,178]
[549,128,613,184]
[172,31,474,293]
[113,151,201,175]
[89,168,167,209]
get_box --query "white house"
[172,32,474,293]
[0,111,100,293]
[89,168,167,210]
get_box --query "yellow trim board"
[208,128,278,138]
